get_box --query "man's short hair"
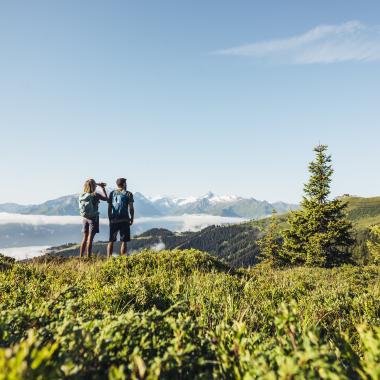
[116,178,127,188]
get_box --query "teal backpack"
[79,193,98,219]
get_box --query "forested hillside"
[345,196,380,227]
[44,224,262,267]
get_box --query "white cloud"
[0,212,246,231]
[0,213,83,225]
[134,214,246,232]
[1,246,50,260]
[213,21,380,64]
[150,239,166,252]
[0,214,247,260]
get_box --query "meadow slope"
[1,250,380,379]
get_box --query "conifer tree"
[367,225,380,264]
[282,145,354,267]
[258,210,284,266]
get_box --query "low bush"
[0,249,379,379]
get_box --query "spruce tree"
[258,210,284,266]
[282,145,354,267]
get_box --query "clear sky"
[1,0,379,204]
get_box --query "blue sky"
[0,0,379,204]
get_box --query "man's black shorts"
[109,221,131,242]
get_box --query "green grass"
[1,249,380,379]
[344,196,380,229]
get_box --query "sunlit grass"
[0,250,380,379]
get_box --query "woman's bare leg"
[120,242,126,256]
[86,233,95,257]
[80,233,88,257]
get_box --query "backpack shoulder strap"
[126,191,134,203]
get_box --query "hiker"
[107,178,134,258]
[79,179,108,257]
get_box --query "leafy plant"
[367,225,380,264]
[0,250,379,378]
[257,210,286,267]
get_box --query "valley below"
[0,191,290,259]
[0,213,246,259]
[1,194,380,266]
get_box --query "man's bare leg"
[120,242,127,256]
[107,242,114,258]
[80,233,88,257]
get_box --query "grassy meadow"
[1,249,380,379]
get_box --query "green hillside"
[1,250,380,379]
[338,196,380,263]
[344,196,380,228]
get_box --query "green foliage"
[0,253,15,272]
[367,225,380,264]
[257,210,285,267]
[283,145,354,267]
[345,196,380,228]
[0,250,380,378]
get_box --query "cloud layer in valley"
[1,246,50,260]
[0,213,245,231]
[135,214,246,232]
[213,21,380,64]
[0,213,83,225]
[0,213,246,259]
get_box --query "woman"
[79,179,108,257]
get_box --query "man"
[107,178,134,257]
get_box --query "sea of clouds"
[0,212,244,231]
[0,213,246,260]
[1,245,50,260]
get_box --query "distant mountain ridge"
[146,192,298,218]
[0,195,79,216]
[0,191,298,219]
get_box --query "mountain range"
[0,191,298,219]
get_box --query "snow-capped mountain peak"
[172,196,198,206]
[146,195,198,207]
[148,192,241,206]
[209,194,241,204]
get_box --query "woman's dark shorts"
[109,221,131,242]
[82,217,99,235]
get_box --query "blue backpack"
[111,190,130,220]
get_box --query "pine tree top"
[303,144,334,205]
